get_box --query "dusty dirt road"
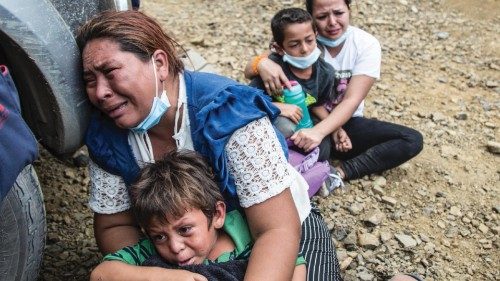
[38,0,499,280]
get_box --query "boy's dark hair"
[271,8,315,46]
[130,150,223,231]
[305,0,352,14]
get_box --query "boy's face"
[278,21,317,58]
[147,202,226,266]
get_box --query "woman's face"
[311,0,350,40]
[82,38,157,129]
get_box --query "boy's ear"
[212,201,226,229]
[275,44,285,56]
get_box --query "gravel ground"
[38,0,499,280]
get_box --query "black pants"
[318,117,423,180]
[299,206,342,281]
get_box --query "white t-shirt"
[322,26,381,117]
[88,74,311,222]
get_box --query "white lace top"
[89,75,311,222]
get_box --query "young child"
[90,150,306,281]
[249,8,352,162]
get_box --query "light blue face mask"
[317,26,351,48]
[131,57,171,134]
[282,47,322,69]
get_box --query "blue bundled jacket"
[86,70,287,210]
[0,66,38,202]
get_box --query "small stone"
[63,215,71,225]
[485,122,496,129]
[449,206,463,217]
[491,226,500,235]
[58,251,69,260]
[381,196,397,206]
[460,228,471,237]
[486,141,500,154]
[419,233,430,243]
[478,224,489,234]
[348,202,365,215]
[437,221,447,229]
[372,176,387,188]
[454,113,467,120]
[63,169,76,179]
[47,233,60,244]
[358,233,380,250]
[340,256,353,270]
[485,80,498,88]
[445,227,459,238]
[395,233,417,248]
[380,231,393,242]
[372,185,385,195]
[442,239,451,247]
[436,192,446,198]
[332,226,349,241]
[364,210,386,226]
[424,242,436,255]
[357,270,374,281]
[344,232,357,250]
[438,77,448,83]
[493,205,500,214]
[436,31,450,40]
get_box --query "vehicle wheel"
[0,165,45,281]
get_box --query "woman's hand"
[257,58,291,95]
[290,127,326,152]
[332,128,352,152]
[275,103,303,124]
[244,55,291,95]
[90,261,208,281]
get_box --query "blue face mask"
[131,57,171,134]
[317,26,351,48]
[282,47,321,69]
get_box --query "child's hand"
[277,103,303,124]
[332,128,352,152]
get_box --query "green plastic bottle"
[283,81,313,130]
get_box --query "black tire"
[0,165,46,281]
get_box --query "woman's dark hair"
[130,150,224,231]
[76,10,184,76]
[305,0,352,14]
[271,8,315,46]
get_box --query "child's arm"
[90,261,208,281]
[273,102,303,124]
[310,105,329,120]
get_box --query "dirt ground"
[37,0,499,280]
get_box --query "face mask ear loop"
[152,56,159,98]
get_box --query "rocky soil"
[38,0,499,280]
